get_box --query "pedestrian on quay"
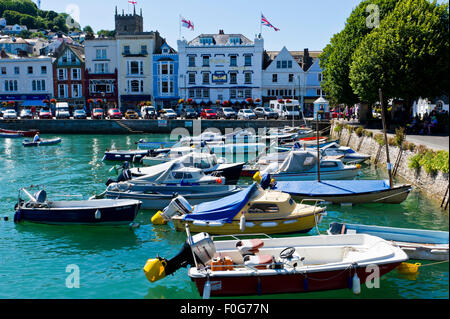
[31,105,36,119]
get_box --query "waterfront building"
[51,43,86,110]
[84,37,118,110]
[304,55,325,115]
[0,51,54,108]
[0,37,31,55]
[177,30,264,106]
[152,41,179,109]
[2,24,28,35]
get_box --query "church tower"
[114,5,144,34]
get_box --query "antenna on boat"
[378,88,393,189]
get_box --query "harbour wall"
[331,121,449,205]
[0,119,330,135]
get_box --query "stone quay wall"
[331,121,449,205]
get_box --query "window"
[199,37,213,45]
[244,72,252,84]
[123,45,130,55]
[161,81,169,93]
[276,61,281,68]
[72,68,81,80]
[28,66,33,74]
[244,89,252,98]
[41,66,47,74]
[229,88,236,99]
[202,56,210,67]
[248,204,279,214]
[289,74,294,82]
[14,66,19,74]
[229,72,237,84]
[94,63,108,74]
[288,60,292,68]
[57,68,67,80]
[203,88,209,98]
[229,37,240,45]
[72,84,82,98]
[244,55,252,66]
[1,67,6,75]
[128,80,143,93]
[4,80,18,92]
[96,48,107,60]
[188,73,195,84]
[58,84,67,97]
[320,161,338,168]
[237,89,244,98]
[128,61,143,75]
[202,72,210,84]
[188,89,195,98]
[161,63,168,75]
[272,74,277,83]
[230,55,237,67]
[188,56,195,67]
[318,73,322,81]
[141,45,148,54]
[282,61,287,68]
[31,80,45,92]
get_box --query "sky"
[37,0,365,51]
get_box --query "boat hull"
[103,150,149,161]
[172,214,320,235]
[14,203,140,225]
[270,168,361,181]
[191,262,401,296]
[22,138,62,147]
[0,128,37,137]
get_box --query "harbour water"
[0,134,448,299]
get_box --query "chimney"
[219,29,224,35]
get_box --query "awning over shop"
[21,100,47,107]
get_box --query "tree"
[83,25,94,33]
[319,0,399,105]
[349,0,449,107]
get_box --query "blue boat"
[22,138,62,147]
[328,222,449,261]
[271,179,412,204]
[14,188,142,225]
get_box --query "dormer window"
[200,37,213,45]
[229,37,241,45]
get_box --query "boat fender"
[352,272,361,295]
[95,209,101,220]
[143,257,168,283]
[151,211,168,225]
[239,213,246,232]
[203,276,211,299]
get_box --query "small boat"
[0,128,38,138]
[14,187,141,225]
[151,183,327,235]
[320,142,371,164]
[244,150,361,181]
[22,137,62,147]
[137,140,177,150]
[131,152,244,184]
[272,179,412,204]
[0,132,23,138]
[143,230,408,297]
[102,149,150,162]
[328,222,449,261]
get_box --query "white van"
[55,102,71,119]
[269,99,301,119]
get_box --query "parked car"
[253,107,278,119]
[141,106,156,119]
[2,109,17,119]
[125,109,139,119]
[108,108,122,119]
[92,108,105,119]
[73,109,87,119]
[237,109,257,120]
[200,109,218,119]
[39,108,53,119]
[20,109,33,119]
[55,102,71,119]
[217,107,237,119]
[160,108,177,119]
[181,108,198,119]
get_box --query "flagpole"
[179,14,182,40]
[260,12,262,36]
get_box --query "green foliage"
[349,0,449,104]
[393,127,405,147]
[408,149,449,175]
[97,30,116,38]
[374,133,385,146]
[365,130,374,138]
[355,126,364,137]
[334,123,343,133]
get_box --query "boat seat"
[236,239,265,254]
[34,190,47,203]
[244,254,274,269]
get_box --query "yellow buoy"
[151,211,167,225]
[253,171,262,183]
[143,258,167,283]
[396,262,421,275]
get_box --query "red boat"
[144,232,408,298]
[0,128,38,137]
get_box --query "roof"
[188,33,253,46]
[0,37,29,44]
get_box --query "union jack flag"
[128,1,137,4]
[261,14,279,31]
[181,17,194,30]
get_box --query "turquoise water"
[0,134,448,299]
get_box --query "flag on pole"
[181,17,194,30]
[261,14,280,31]
[128,1,137,4]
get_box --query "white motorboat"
[321,142,370,164]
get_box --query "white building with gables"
[177,30,263,106]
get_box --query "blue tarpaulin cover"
[273,180,391,196]
[21,100,46,107]
[183,183,259,223]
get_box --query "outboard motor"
[151,195,192,225]
[143,232,215,283]
[105,161,132,186]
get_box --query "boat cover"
[277,150,317,173]
[183,183,259,223]
[274,180,391,196]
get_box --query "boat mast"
[316,114,321,182]
[379,88,393,189]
